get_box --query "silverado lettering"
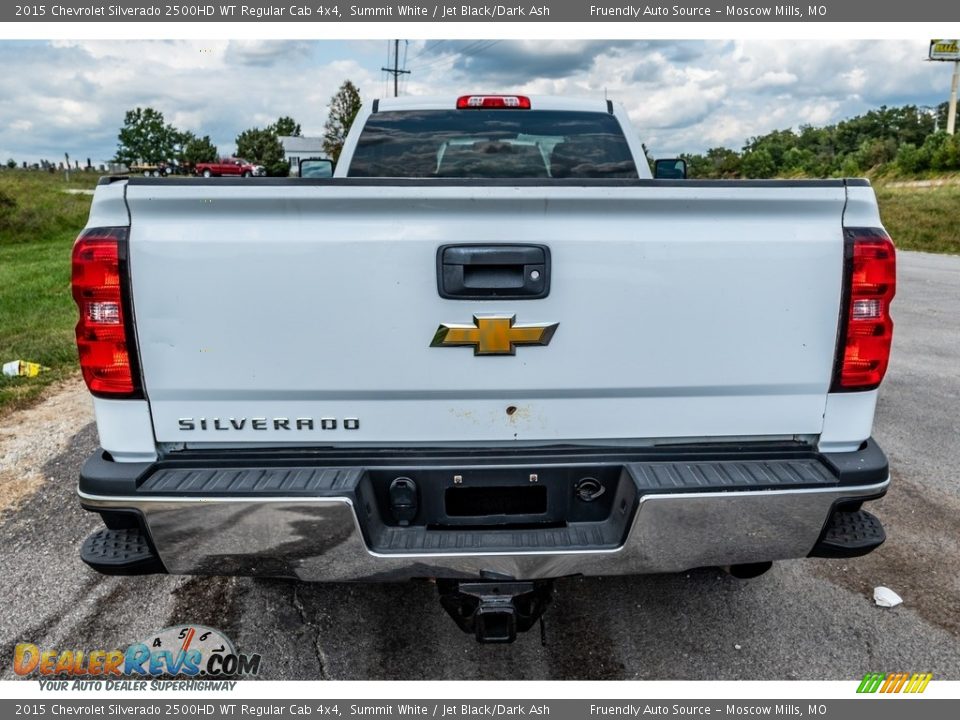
[177,417,360,431]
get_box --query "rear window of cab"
[347,109,639,179]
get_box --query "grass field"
[0,170,98,412]
[0,170,957,415]
[875,183,960,256]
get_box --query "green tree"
[650,102,952,180]
[681,147,741,179]
[705,147,741,177]
[5,158,16,169]
[235,127,287,176]
[181,134,219,167]
[854,138,897,171]
[640,143,655,168]
[838,156,861,177]
[780,147,815,175]
[680,153,709,178]
[935,102,949,132]
[740,148,776,178]
[918,132,947,169]
[322,80,362,164]
[929,132,960,170]
[895,143,922,174]
[743,129,798,170]
[271,116,301,137]
[113,107,181,166]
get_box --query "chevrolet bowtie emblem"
[431,314,559,356]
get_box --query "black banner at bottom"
[1,699,958,720]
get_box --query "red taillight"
[832,229,896,391]
[71,228,141,397]
[456,95,531,110]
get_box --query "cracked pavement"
[1,251,958,680]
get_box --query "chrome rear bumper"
[80,480,888,581]
[78,441,890,582]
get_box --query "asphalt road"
[1,250,958,680]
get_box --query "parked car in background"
[194,157,265,177]
[128,162,171,177]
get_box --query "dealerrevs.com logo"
[13,625,261,682]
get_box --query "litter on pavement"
[874,586,903,608]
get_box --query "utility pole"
[948,59,959,135]
[381,39,410,98]
[930,40,960,135]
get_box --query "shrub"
[740,149,776,178]
[0,190,16,228]
[895,143,923,174]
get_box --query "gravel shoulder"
[0,378,92,518]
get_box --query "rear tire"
[202,169,212,178]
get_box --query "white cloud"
[52,39,228,71]
[842,68,868,92]
[0,39,948,164]
[750,71,799,89]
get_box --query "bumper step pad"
[810,508,886,559]
[80,527,165,575]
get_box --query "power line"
[383,40,390,98]
[408,40,488,71]
[408,40,501,73]
[381,39,411,98]
[406,39,447,64]
[407,40,488,71]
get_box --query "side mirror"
[298,158,334,178]
[654,158,687,179]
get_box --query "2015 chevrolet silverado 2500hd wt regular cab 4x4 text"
[73,95,895,643]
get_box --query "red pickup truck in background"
[194,157,265,177]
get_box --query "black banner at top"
[5,0,960,22]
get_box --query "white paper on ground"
[874,586,903,608]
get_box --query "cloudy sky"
[0,39,952,165]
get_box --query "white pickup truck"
[74,95,895,642]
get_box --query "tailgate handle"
[437,244,550,300]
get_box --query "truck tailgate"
[125,182,846,446]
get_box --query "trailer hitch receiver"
[437,579,553,643]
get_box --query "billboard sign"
[930,39,960,60]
